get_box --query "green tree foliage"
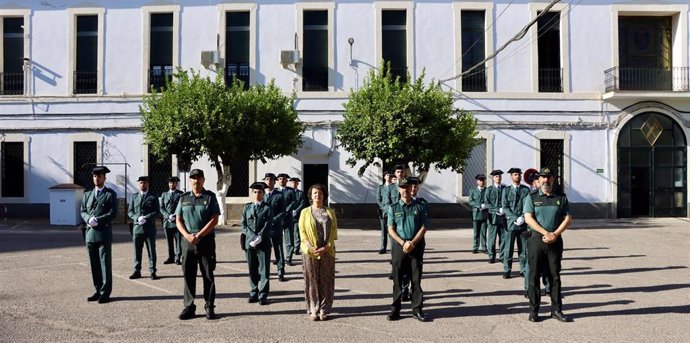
[140,69,304,192]
[338,65,478,176]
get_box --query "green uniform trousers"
[132,231,157,273]
[86,240,112,298]
[181,238,216,308]
[527,234,563,313]
[246,247,271,300]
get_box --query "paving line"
[9,221,27,230]
[0,257,130,272]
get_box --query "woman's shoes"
[309,313,318,321]
[319,313,328,321]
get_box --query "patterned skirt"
[302,253,335,315]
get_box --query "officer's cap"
[91,166,110,175]
[277,173,290,179]
[407,176,421,185]
[189,169,205,179]
[394,164,405,171]
[289,177,301,182]
[383,169,391,176]
[250,182,268,190]
[397,177,413,188]
[137,176,149,182]
[475,174,486,181]
[538,167,555,177]
[507,168,522,174]
[168,176,180,182]
[490,169,504,176]
[264,173,276,180]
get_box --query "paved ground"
[0,217,689,342]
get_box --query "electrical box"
[201,51,221,67]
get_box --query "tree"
[140,69,304,220]
[337,65,478,177]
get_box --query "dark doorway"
[617,112,687,217]
[303,164,329,205]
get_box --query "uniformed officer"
[486,170,506,264]
[526,172,551,297]
[288,177,308,257]
[524,167,572,322]
[409,177,428,216]
[176,169,221,320]
[80,166,118,304]
[277,173,298,266]
[160,176,184,265]
[383,165,408,295]
[386,177,429,322]
[501,168,530,279]
[263,173,287,282]
[241,182,274,305]
[377,170,394,254]
[128,176,160,280]
[469,174,488,254]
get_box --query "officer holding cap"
[241,182,274,305]
[160,176,184,265]
[263,173,287,282]
[469,174,488,254]
[80,166,118,304]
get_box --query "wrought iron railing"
[605,66,690,92]
[386,66,408,83]
[148,65,173,92]
[0,72,24,95]
[461,69,487,92]
[73,71,98,94]
[302,66,328,92]
[538,68,563,93]
[225,63,250,89]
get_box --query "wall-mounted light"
[348,38,354,65]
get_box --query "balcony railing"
[605,67,690,92]
[149,65,173,92]
[0,72,24,95]
[225,63,250,90]
[538,68,563,93]
[461,69,487,92]
[73,71,98,94]
[302,66,328,92]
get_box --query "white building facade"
[0,0,688,219]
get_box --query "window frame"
[453,2,494,93]
[534,131,571,192]
[0,134,29,202]
[457,131,493,201]
[219,3,256,89]
[0,9,31,97]
[375,1,414,80]
[529,3,570,93]
[296,2,334,93]
[68,8,105,96]
[142,5,180,94]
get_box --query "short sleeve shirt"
[175,189,221,235]
[523,190,570,232]
[387,199,428,240]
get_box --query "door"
[303,164,329,205]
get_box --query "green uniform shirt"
[523,190,570,232]
[175,189,221,235]
[387,199,428,240]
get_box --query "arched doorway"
[618,112,687,217]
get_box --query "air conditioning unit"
[201,51,221,67]
[280,50,300,65]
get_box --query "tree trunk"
[213,162,231,225]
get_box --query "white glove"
[88,217,98,227]
[498,208,504,215]
[137,216,146,225]
[168,214,176,222]
[249,235,262,248]
[515,216,525,226]
[480,204,486,210]
[292,210,297,217]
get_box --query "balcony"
[538,68,563,93]
[461,69,487,92]
[385,66,408,83]
[148,65,173,92]
[0,72,24,95]
[73,71,98,94]
[225,63,250,90]
[603,67,689,100]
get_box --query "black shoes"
[541,289,548,296]
[278,275,286,282]
[489,258,496,264]
[412,311,428,322]
[87,293,100,302]
[129,271,141,279]
[205,306,217,320]
[178,305,196,320]
[502,272,511,279]
[175,261,182,265]
[472,250,479,254]
[524,290,528,299]
[386,312,401,321]
[247,297,259,304]
[150,273,160,280]
[378,249,387,254]
[295,250,301,256]
[97,297,110,304]
[551,311,572,322]
[259,299,269,306]
[528,312,540,322]
[287,261,294,267]
[163,258,174,264]
[519,272,524,278]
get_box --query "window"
[225,160,249,197]
[462,139,486,197]
[225,11,250,90]
[74,15,98,94]
[617,16,673,91]
[148,151,172,196]
[1,142,24,197]
[537,11,562,92]
[540,139,564,187]
[74,142,97,188]
[149,13,173,91]
[382,10,407,82]
[461,10,486,92]
[302,10,328,91]
[2,17,24,95]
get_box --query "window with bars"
[225,11,250,90]
[461,10,486,92]
[75,15,98,94]
[382,10,407,82]
[540,139,564,187]
[147,152,172,197]
[74,142,97,189]
[149,13,173,92]
[1,142,24,197]
[2,17,24,96]
[225,160,249,197]
[537,11,562,92]
[462,139,486,197]
[302,10,328,91]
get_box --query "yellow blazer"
[299,206,338,259]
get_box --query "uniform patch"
[395,212,403,217]
[556,200,560,206]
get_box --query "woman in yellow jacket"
[299,183,338,321]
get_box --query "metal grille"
[462,68,487,92]
[462,139,486,197]
[148,66,173,92]
[1,142,24,197]
[225,63,250,90]
[538,68,563,92]
[74,142,97,188]
[225,159,249,197]
[604,67,688,92]
[0,72,23,95]
[74,71,98,94]
[148,152,172,197]
[540,139,564,187]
